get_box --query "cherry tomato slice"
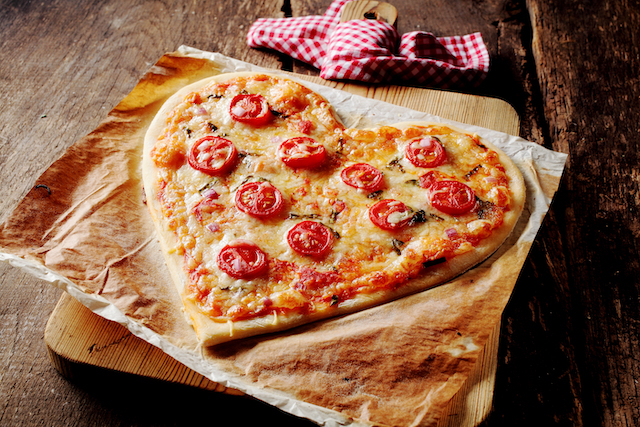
[229,94,273,126]
[340,163,384,192]
[369,199,413,231]
[429,180,476,215]
[235,181,284,218]
[287,221,334,257]
[405,136,446,168]
[217,240,267,279]
[188,136,238,175]
[278,137,327,169]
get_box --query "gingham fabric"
[247,0,489,88]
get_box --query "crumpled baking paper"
[0,46,567,427]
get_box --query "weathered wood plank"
[488,1,640,426]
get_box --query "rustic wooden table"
[0,0,638,426]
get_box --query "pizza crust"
[142,72,526,346]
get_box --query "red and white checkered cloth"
[247,0,489,88]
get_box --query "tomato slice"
[340,163,384,192]
[188,136,237,175]
[278,137,327,168]
[287,221,334,257]
[429,180,476,215]
[369,199,413,230]
[217,240,267,279]
[405,136,446,168]
[235,181,284,218]
[229,94,273,126]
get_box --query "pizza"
[142,72,525,346]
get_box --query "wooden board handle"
[340,0,398,25]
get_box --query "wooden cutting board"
[44,80,519,426]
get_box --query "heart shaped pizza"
[142,72,525,346]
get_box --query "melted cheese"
[150,75,513,321]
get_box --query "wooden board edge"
[438,321,501,427]
[45,293,500,425]
[44,293,243,396]
[294,75,520,136]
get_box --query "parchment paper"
[0,46,567,427]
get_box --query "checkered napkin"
[247,0,490,88]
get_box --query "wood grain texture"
[2,0,639,426]
[339,1,398,24]
[45,293,501,427]
[487,1,640,426]
[0,0,287,221]
[46,294,238,394]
